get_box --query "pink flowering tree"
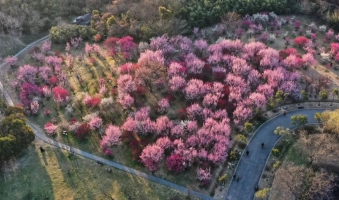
[100,124,122,150]
[203,93,219,109]
[41,41,51,55]
[169,76,186,92]
[70,37,82,49]
[118,93,134,109]
[196,167,211,182]
[121,117,137,133]
[41,85,52,97]
[85,43,93,56]
[140,144,164,172]
[44,122,58,135]
[117,74,137,93]
[184,79,206,100]
[258,48,280,69]
[89,116,103,130]
[155,137,172,150]
[39,66,53,83]
[170,125,185,138]
[155,116,173,135]
[158,98,170,113]
[4,56,18,67]
[168,62,186,78]
[17,65,38,84]
[187,103,203,120]
[30,101,39,114]
[185,53,205,74]
[20,83,41,105]
[302,53,317,68]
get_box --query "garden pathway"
[1,36,338,200]
[225,109,328,200]
[0,36,213,200]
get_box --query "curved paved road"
[225,109,327,200]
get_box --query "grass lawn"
[0,140,194,200]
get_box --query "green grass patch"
[19,32,49,45]
[285,143,309,166]
[0,143,193,200]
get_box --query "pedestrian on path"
[283,111,286,116]
[236,176,241,182]
[246,150,249,156]
[233,174,236,180]
[39,146,45,153]
[255,185,259,192]
[261,142,264,149]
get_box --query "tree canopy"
[0,105,35,166]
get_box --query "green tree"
[301,90,308,105]
[274,126,291,135]
[314,112,325,123]
[318,89,328,106]
[158,6,172,19]
[331,88,338,106]
[106,15,117,29]
[275,90,284,108]
[291,114,308,126]
[0,106,35,166]
[317,109,339,135]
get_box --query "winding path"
[225,109,328,200]
[0,36,213,200]
[1,36,337,200]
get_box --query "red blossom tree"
[76,123,91,140]
[166,154,185,173]
[294,36,309,47]
[52,86,69,106]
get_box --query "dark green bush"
[181,0,297,28]
[50,24,95,43]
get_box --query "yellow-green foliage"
[255,188,270,199]
[229,150,237,160]
[158,6,172,19]
[106,15,117,27]
[273,161,281,169]
[218,174,227,182]
[272,148,279,157]
[236,134,247,144]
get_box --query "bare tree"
[298,132,327,165]
[306,169,338,200]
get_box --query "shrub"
[294,36,309,47]
[50,24,93,44]
[255,188,270,199]
[229,150,237,161]
[218,174,227,183]
[93,33,102,42]
[272,148,279,156]
[273,161,281,169]
[236,134,247,149]
[76,123,91,140]
[44,122,58,135]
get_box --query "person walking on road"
[261,142,264,149]
[246,150,249,156]
[283,111,286,116]
[237,176,241,182]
